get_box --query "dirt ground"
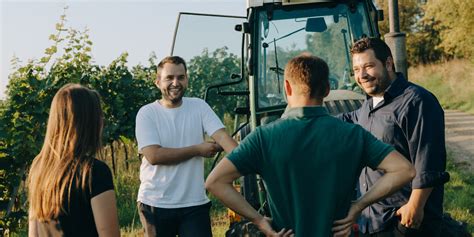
[445,110,474,172]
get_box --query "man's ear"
[284,80,292,97]
[155,76,160,89]
[386,56,395,72]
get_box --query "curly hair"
[351,37,393,66]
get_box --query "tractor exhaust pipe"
[384,0,408,79]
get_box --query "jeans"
[138,201,213,237]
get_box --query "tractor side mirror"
[305,17,327,32]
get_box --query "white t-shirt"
[135,97,224,208]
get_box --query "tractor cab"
[172,0,381,129]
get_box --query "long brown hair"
[28,84,103,221]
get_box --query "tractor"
[171,0,402,235]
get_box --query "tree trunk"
[6,165,26,217]
[120,138,129,171]
[110,142,116,175]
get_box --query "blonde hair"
[28,84,103,221]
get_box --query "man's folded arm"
[141,143,220,165]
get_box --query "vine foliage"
[0,13,157,234]
[0,9,243,234]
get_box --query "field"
[409,59,474,114]
[8,60,474,236]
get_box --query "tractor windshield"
[256,3,374,109]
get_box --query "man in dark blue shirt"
[339,37,449,237]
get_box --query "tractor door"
[171,12,262,226]
[171,12,248,135]
[171,12,246,103]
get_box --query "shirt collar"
[281,106,329,119]
[384,73,409,99]
[365,72,408,101]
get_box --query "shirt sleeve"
[337,108,361,123]
[227,128,263,175]
[200,99,225,136]
[403,96,449,189]
[361,127,395,170]
[91,159,114,198]
[135,106,161,152]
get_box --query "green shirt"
[227,106,394,236]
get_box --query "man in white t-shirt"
[135,56,237,237]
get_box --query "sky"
[0,0,247,99]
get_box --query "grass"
[444,149,474,235]
[410,59,474,235]
[114,161,141,232]
[409,59,474,114]
[113,153,230,236]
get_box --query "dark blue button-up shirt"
[339,73,449,234]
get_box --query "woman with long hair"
[28,84,120,237]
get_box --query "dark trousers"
[360,220,442,237]
[138,201,212,237]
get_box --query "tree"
[374,0,443,65]
[375,0,473,64]
[187,47,243,119]
[423,0,474,59]
[375,0,421,36]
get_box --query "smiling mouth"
[360,76,376,85]
[169,88,182,92]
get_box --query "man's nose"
[359,68,368,78]
[171,78,179,85]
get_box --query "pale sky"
[0,0,246,99]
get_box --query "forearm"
[407,188,433,209]
[144,145,201,165]
[206,158,263,224]
[208,182,263,224]
[356,168,414,210]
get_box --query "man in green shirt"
[206,55,415,237]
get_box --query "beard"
[165,86,185,104]
[360,68,391,97]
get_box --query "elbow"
[205,174,221,196]
[145,155,170,166]
[205,177,215,194]
[406,164,417,182]
[145,156,160,165]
